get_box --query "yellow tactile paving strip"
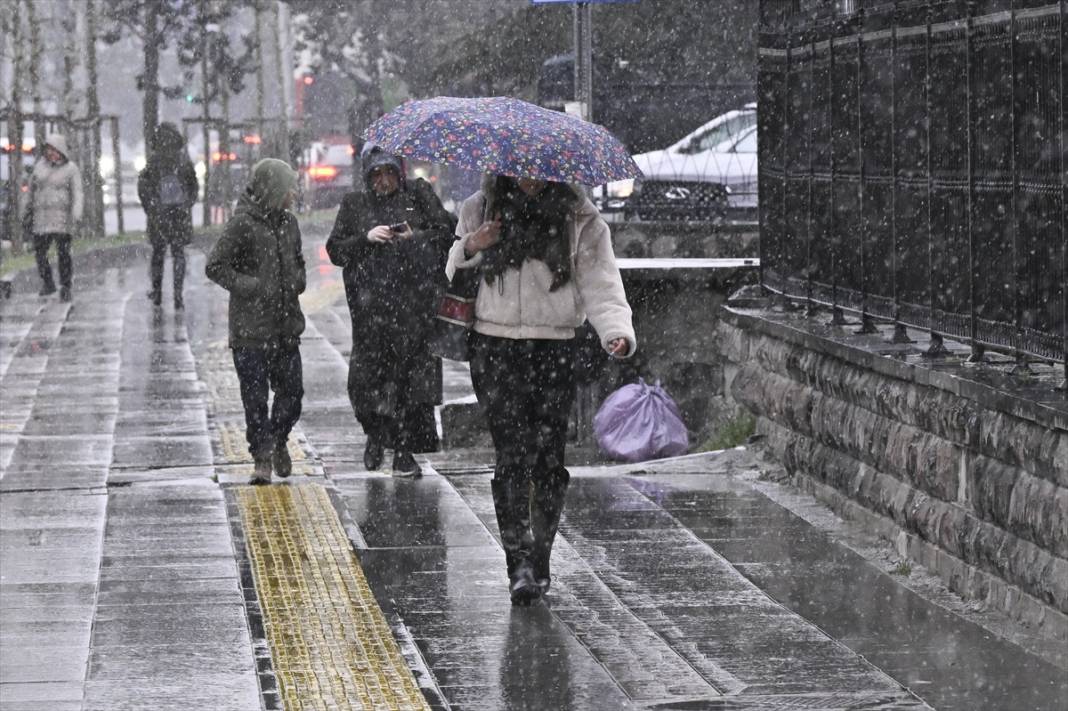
[236,483,431,711]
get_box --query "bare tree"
[84,0,104,238]
[254,0,266,132]
[101,0,191,153]
[6,0,25,250]
[272,1,291,163]
[25,0,43,147]
[59,0,84,120]
[291,0,390,151]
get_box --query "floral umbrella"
[363,96,642,186]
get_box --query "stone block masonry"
[716,306,1068,641]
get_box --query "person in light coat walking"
[25,134,83,301]
[447,174,636,605]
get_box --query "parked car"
[596,105,757,223]
[302,143,354,209]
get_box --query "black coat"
[326,178,455,408]
[137,153,198,245]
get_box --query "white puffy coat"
[27,135,84,235]
[446,181,636,356]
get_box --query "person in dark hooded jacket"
[206,159,306,485]
[138,122,199,309]
[325,145,455,475]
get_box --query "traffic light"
[186,94,195,103]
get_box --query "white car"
[598,105,757,222]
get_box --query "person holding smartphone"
[326,145,456,475]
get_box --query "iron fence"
[757,0,1066,375]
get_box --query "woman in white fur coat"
[446,174,636,605]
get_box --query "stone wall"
[716,305,1068,640]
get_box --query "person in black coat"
[325,145,456,475]
[138,122,199,309]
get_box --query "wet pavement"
[0,218,1065,710]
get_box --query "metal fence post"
[926,1,950,358]
[890,0,913,344]
[857,8,878,335]
[1008,1,1030,375]
[1061,0,1067,390]
[829,20,847,326]
[806,27,818,317]
[963,0,982,362]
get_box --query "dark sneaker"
[363,438,384,471]
[39,284,57,296]
[509,560,542,606]
[59,287,71,302]
[249,458,272,485]
[392,451,420,477]
[273,441,292,478]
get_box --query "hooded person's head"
[153,122,186,156]
[43,134,69,164]
[247,158,298,212]
[361,144,404,195]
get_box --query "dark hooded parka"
[325,148,455,452]
[138,122,198,246]
[206,159,306,349]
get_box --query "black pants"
[34,233,72,290]
[470,334,576,487]
[149,237,186,298]
[232,343,304,461]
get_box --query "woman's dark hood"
[361,144,405,192]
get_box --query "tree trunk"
[8,0,25,251]
[273,1,291,164]
[220,80,232,221]
[60,0,82,120]
[26,0,43,147]
[85,0,103,238]
[142,0,160,156]
[200,0,212,227]
[254,0,266,137]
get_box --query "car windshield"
[731,127,758,154]
[684,112,756,154]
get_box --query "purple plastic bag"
[594,379,689,463]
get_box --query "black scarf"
[481,177,577,292]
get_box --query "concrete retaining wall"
[716,306,1068,640]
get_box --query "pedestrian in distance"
[326,145,456,476]
[138,122,199,310]
[206,158,306,485]
[446,174,636,605]
[25,134,83,302]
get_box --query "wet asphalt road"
[1,218,1065,711]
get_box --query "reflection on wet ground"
[1,219,1064,711]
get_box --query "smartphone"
[390,222,409,233]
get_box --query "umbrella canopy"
[363,96,642,186]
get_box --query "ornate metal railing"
[757,0,1065,379]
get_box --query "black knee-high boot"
[530,467,570,592]
[491,475,540,605]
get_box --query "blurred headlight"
[606,179,635,199]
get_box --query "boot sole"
[510,584,542,606]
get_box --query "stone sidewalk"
[0,221,1064,711]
